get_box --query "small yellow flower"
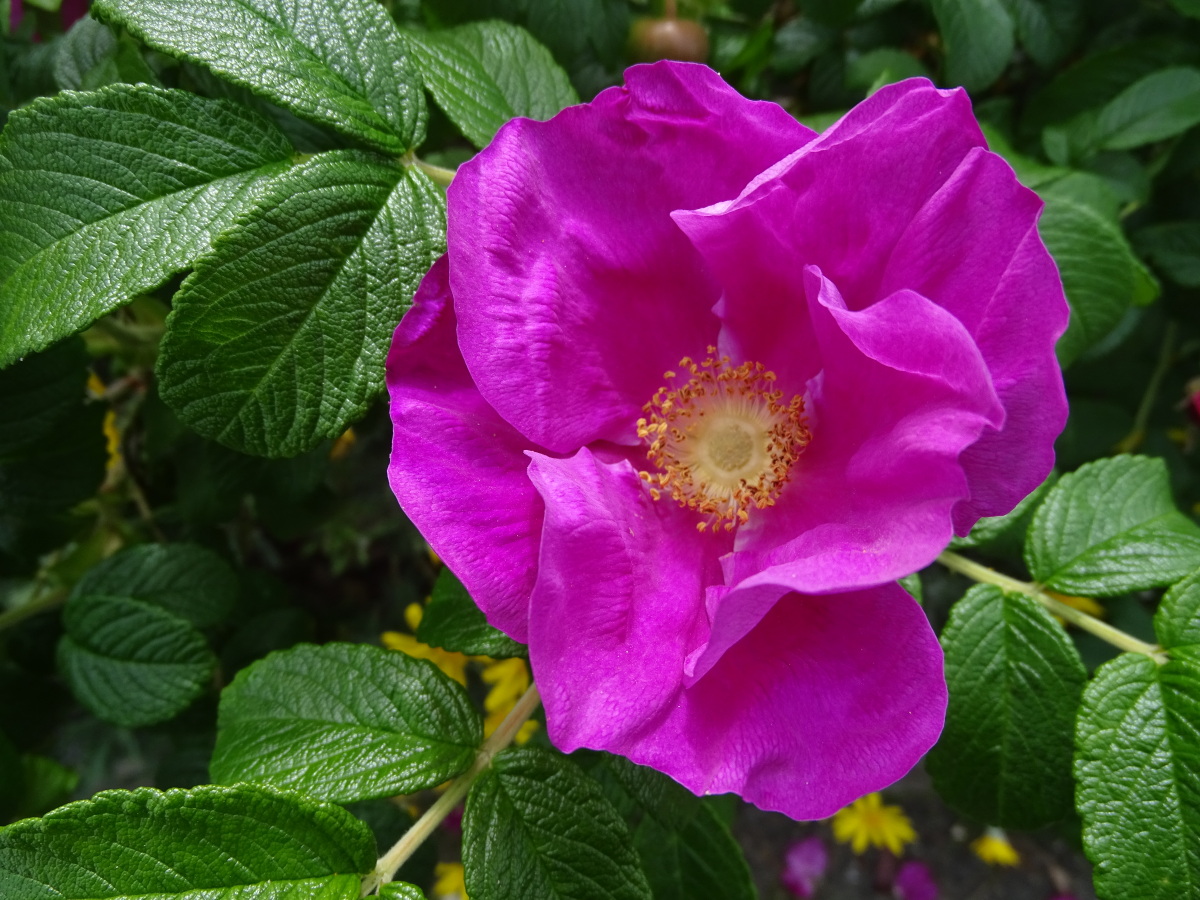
[102,410,122,472]
[382,605,470,687]
[329,427,357,460]
[971,827,1020,866]
[831,792,916,855]
[481,657,538,745]
[433,861,468,900]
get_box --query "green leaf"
[94,0,424,153]
[380,885,426,900]
[0,730,19,818]
[211,642,481,803]
[1135,222,1200,288]
[1075,650,1200,900]
[1025,455,1200,596]
[1039,190,1159,367]
[1095,67,1200,151]
[73,543,237,628]
[1155,570,1200,650]
[418,569,527,659]
[0,783,375,899]
[57,594,216,728]
[0,84,293,367]
[464,747,652,900]
[845,48,929,93]
[930,0,1015,92]
[583,754,755,900]
[1001,0,1081,67]
[157,152,445,458]
[53,16,116,90]
[926,585,1085,828]
[950,472,1056,555]
[8,754,78,821]
[1170,0,1200,17]
[405,20,578,149]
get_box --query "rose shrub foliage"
[387,62,1068,819]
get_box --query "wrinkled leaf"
[418,569,527,659]
[930,0,1014,92]
[1095,67,1200,150]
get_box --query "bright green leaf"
[1095,67,1200,151]
[1076,650,1200,900]
[930,0,1014,92]
[73,543,237,628]
[405,20,578,149]
[927,585,1085,828]
[1039,190,1159,367]
[1156,570,1200,649]
[380,885,426,900]
[57,594,216,728]
[0,84,293,367]
[1025,455,1200,595]
[211,642,481,803]
[0,783,376,899]
[464,747,652,900]
[418,569,527,659]
[93,0,425,153]
[157,152,445,458]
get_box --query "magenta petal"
[449,61,816,453]
[782,836,828,899]
[880,148,1068,530]
[386,257,543,641]
[723,269,1003,592]
[526,447,724,749]
[627,584,944,820]
[895,860,939,900]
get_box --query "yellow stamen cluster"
[636,347,810,532]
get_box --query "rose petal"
[525,446,726,748]
[880,148,1068,529]
[726,268,1004,590]
[449,60,816,453]
[386,256,544,641]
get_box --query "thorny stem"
[937,550,1168,664]
[362,683,542,896]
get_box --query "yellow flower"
[971,827,1020,866]
[433,862,468,900]
[831,792,916,855]
[329,427,357,460]
[381,603,470,686]
[481,657,538,745]
[102,409,122,472]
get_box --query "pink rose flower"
[386,62,1067,819]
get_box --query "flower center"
[636,347,811,532]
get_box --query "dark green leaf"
[845,48,928,92]
[157,152,445,458]
[1156,570,1200,650]
[93,0,425,152]
[0,783,376,899]
[1039,189,1159,367]
[930,0,1014,92]
[1170,0,1200,17]
[1095,67,1200,151]
[951,472,1056,555]
[73,543,237,628]
[927,585,1085,828]
[1025,455,1200,595]
[583,754,754,900]
[419,569,527,659]
[0,84,293,366]
[8,754,78,821]
[52,16,116,90]
[211,642,481,803]
[464,747,652,900]
[1001,0,1080,67]
[1076,650,1200,900]
[57,594,216,728]
[405,19,578,149]
[0,730,19,818]
[1135,222,1200,288]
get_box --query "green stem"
[937,550,1167,663]
[413,158,456,187]
[1116,320,1179,453]
[362,683,542,896]
[0,589,67,634]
